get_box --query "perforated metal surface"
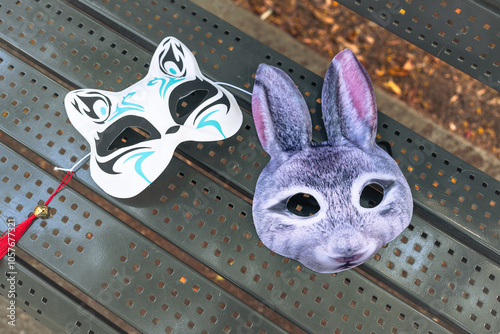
[377,116,500,260]
[0,48,455,333]
[0,57,460,334]
[0,0,499,333]
[0,143,285,334]
[336,0,500,92]
[0,151,450,334]
[367,215,499,333]
[1,0,497,256]
[0,261,118,334]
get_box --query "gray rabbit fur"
[252,49,413,273]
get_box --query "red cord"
[0,171,73,258]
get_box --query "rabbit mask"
[65,37,242,198]
[252,49,413,273]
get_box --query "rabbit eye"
[360,183,385,208]
[286,193,320,217]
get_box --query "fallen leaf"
[449,122,457,131]
[329,23,340,34]
[477,88,488,96]
[311,8,335,25]
[260,9,273,20]
[337,36,359,53]
[347,31,359,42]
[402,59,414,71]
[487,97,500,105]
[486,128,496,137]
[383,79,402,96]
[375,68,386,76]
[388,67,409,77]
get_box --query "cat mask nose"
[64,37,243,198]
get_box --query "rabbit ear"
[322,49,377,148]
[252,64,312,158]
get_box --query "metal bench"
[0,0,498,333]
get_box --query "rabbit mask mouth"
[64,37,243,198]
[314,241,379,273]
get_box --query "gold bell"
[34,205,51,219]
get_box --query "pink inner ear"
[335,50,376,123]
[251,94,269,149]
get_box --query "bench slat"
[336,0,500,92]
[0,260,120,333]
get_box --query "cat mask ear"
[322,49,377,149]
[64,37,243,198]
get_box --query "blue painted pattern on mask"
[123,151,155,184]
[147,76,184,99]
[197,109,225,139]
[109,92,145,121]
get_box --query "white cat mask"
[64,37,243,198]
